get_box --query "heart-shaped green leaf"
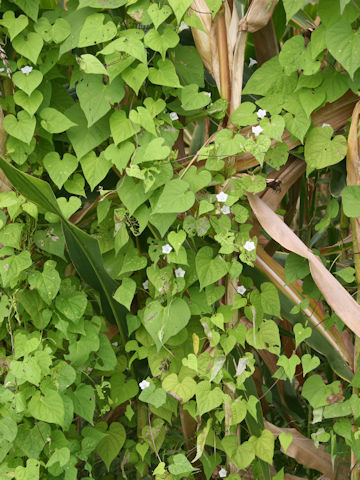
[301,353,320,376]
[168,230,186,253]
[14,89,43,115]
[180,84,211,111]
[148,58,181,87]
[162,373,196,403]
[327,19,360,78]
[3,110,36,144]
[79,54,108,75]
[13,69,43,95]
[182,166,212,192]
[40,107,77,134]
[144,25,179,60]
[142,298,191,351]
[305,126,347,174]
[153,179,195,214]
[293,323,312,348]
[121,62,149,95]
[78,13,117,48]
[12,31,43,64]
[0,11,28,41]
[195,246,228,290]
[80,151,112,191]
[57,196,82,219]
[77,75,125,127]
[196,381,223,415]
[136,443,149,460]
[110,373,139,406]
[64,174,86,197]
[168,0,193,23]
[43,152,78,189]
[95,422,126,471]
[277,354,300,380]
[279,432,293,453]
[148,3,172,29]
[249,429,274,464]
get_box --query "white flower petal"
[139,380,150,390]
[170,111,179,121]
[237,285,246,295]
[322,123,331,128]
[244,240,256,252]
[248,57,257,67]
[162,243,173,254]
[252,125,263,137]
[257,108,267,119]
[143,280,149,290]
[21,65,33,76]
[216,191,228,203]
[220,205,230,215]
[175,267,185,278]
[179,21,189,32]
[219,468,228,478]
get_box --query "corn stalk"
[346,101,360,480]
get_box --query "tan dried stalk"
[265,421,349,479]
[249,193,360,339]
[346,101,360,480]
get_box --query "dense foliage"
[1,0,360,479]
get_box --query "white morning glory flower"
[220,205,231,215]
[170,112,179,121]
[257,109,267,119]
[216,191,228,203]
[219,468,228,478]
[21,65,33,76]
[139,380,150,390]
[143,279,149,290]
[175,267,186,278]
[179,21,189,32]
[112,342,119,347]
[237,285,246,295]
[248,57,257,67]
[322,123,331,127]
[244,240,256,252]
[0,68,4,73]
[252,125,263,137]
[162,243,173,254]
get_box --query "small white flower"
[0,68,4,73]
[257,109,267,119]
[112,342,119,346]
[175,267,186,278]
[139,380,150,390]
[219,468,228,478]
[46,437,51,442]
[162,243,173,254]
[21,65,33,76]
[216,191,228,203]
[169,112,179,121]
[143,279,149,290]
[252,125,263,137]
[237,285,246,295]
[244,240,256,252]
[322,123,331,128]
[220,205,231,215]
[179,21,189,32]
[248,57,257,67]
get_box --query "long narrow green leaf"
[0,157,127,344]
